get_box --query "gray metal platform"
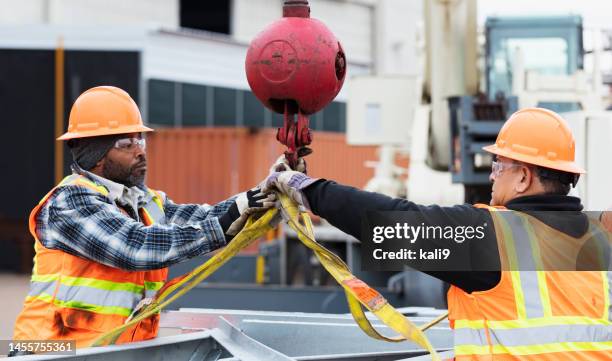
[10,308,453,360]
[165,283,410,314]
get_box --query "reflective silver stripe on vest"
[55,284,141,310]
[28,280,56,297]
[29,280,140,310]
[498,211,544,319]
[143,189,165,224]
[454,324,612,347]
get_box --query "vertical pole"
[55,37,65,184]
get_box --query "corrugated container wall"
[146,128,383,204]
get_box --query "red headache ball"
[245,5,346,115]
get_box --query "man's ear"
[514,165,532,193]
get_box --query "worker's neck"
[506,187,550,205]
[89,167,105,179]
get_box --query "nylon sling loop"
[91,194,442,360]
[279,195,441,360]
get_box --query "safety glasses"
[491,160,521,178]
[114,138,146,152]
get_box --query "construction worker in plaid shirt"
[12,86,275,354]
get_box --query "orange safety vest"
[448,204,612,360]
[13,174,168,348]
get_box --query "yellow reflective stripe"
[74,179,109,196]
[146,189,164,212]
[509,271,527,319]
[495,213,527,319]
[496,212,520,269]
[61,275,143,294]
[603,271,610,320]
[144,281,164,291]
[26,293,132,317]
[58,174,79,186]
[454,316,611,329]
[31,273,59,283]
[455,341,612,356]
[536,271,552,317]
[57,175,110,196]
[32,252,38,276]
[31,274,144,294]
[60,175,109,196]
[152,194,164,211]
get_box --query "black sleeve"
[303,180,501,293]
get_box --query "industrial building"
[1,0,611,360]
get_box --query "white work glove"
[262,171,318,210]
[269,154,308,174]
[223,187,276,237]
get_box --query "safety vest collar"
[60,174,110,196]
[60,174,166,225]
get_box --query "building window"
[148,79,175,126]
[322,101,347,132]
[182,83,207,126]
[180,0,231,34]
[243,90,266,127]
[213,86,237,126]
[146,78,347,132]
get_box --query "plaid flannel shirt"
[34,171,236,271]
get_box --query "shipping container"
[146,127,393,204]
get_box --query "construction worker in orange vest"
[11,86,275,355]
[265,107,611,359]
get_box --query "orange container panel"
[146,128,380,205]
[147,128,250,204]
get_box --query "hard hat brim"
[483,144,586,174]
[57,124,154,141]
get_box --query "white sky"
[478,0,612,29]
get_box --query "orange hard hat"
[58,86,153,140]
[483,107,585,174]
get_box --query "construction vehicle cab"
[486,15,583,111]
[450,15,586,203]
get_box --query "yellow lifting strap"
[91,194,445,360]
